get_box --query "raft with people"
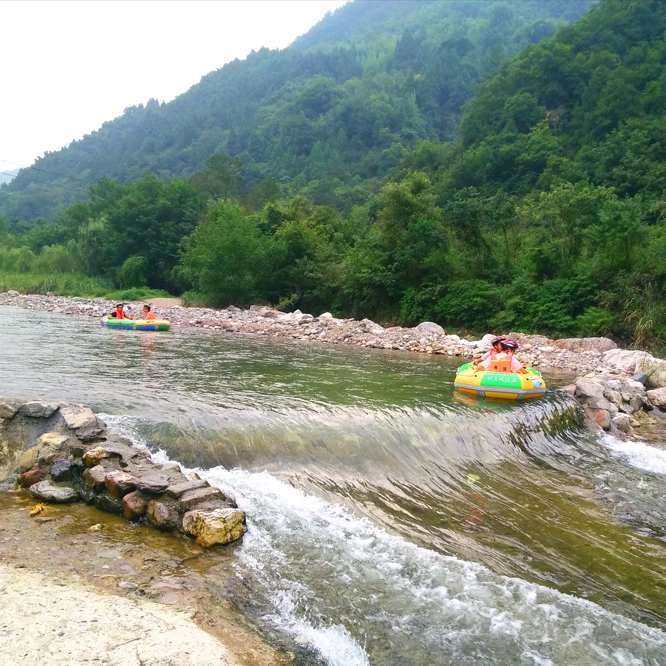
[454,337,546,401]
[101,303,171,331]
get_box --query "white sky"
[1,0,348,170]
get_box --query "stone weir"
[0,399,245,548]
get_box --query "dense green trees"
[6,0,666,350]
[0,0,590,222]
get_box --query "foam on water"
[105,415,666,665]
[601,434,666,475]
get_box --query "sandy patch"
[146,297,182,307]
[0,563,237,666]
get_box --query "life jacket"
[143,311,156,320]
[111,309,126,319]
[489,353,513,373]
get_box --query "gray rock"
[614,413,633,434]
[147,499,182,531]
[29,480,79,503]
[94,493,123,515]
[83,465,107,490]
[50,459,72,482]
[165,479,209,499]
[59,404,98,431]
[118,581,138,590]
[136,472,170,495]
[17,401,59,419]
[6,290,19,297]
[574,380,605,401]
[647,387,666,409]
[604,349,655,374]
[0,400,19,419]
[631,373,648,386]
[179,486,225,511]
[18,447,39,473]
[603,390,624,411]
[416,322,445,336]
[554,337,617,353]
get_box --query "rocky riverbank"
[2,290,666,442]
[0,398,246,547]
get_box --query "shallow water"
[3,305,666,665]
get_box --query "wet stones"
[83,447,110,467]
[105,470,137,498]
[17,401,59,419]
[83,465,107,491]
[182,508,246,547]
[147,499,182,531]
[165,478,209,499]
[179,486,225,511]
[18,468,46,488]
[18,447,39,473]
[29,479,79,503]
[50,459,72,482]
[94,493,123,515]
[136,472,170,495]
[122,491,147,520]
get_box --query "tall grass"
[0,272,111,297]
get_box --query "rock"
[94,493,124,515]
[614,413,632,434]
[46,292,55,297]
[636,357,666,389]
[590,409,611,431]
[630,410,662,428]
[122,491,147,520]
[6,290,19,297]
[59,404,97,431]
[83,465,107,491]
[603,390,624,411]
[136,472,170,495]
[359,318,381,331]
[146,499,182,531]
[631,373,648,386]
[574,380,605,401]
[416,322,445,336]
[179,486,225,511]
[165,479,209,499]
[182,508,246,547]
[18,469,45,488]
[604,349,654,374]
[647,388,666,409]
[105,470,137,498]
[17,401,59,419]
[118,581,138,590]
[0,400,19,418]
[83,447,110,467]
[554,337,617,353]
[478,334,497,348]
[29,480,79,503]
[50,459,72,482]
[318,312,334,320]
[18,447,39,473]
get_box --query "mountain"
[0,169,20,186]
[0,0,592,222]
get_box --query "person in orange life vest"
[110,303,134,320]
[474,336,505,367]
[498,340,527,373]
[142,304,156,320]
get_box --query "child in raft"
[142,304,156,320]
[476,338,527,373]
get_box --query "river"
[2,305,666,665]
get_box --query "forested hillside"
[5,0,666,350]
[0,0,590,221]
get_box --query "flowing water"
[3,305,666,665]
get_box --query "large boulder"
[0,400,20,419]
[647,387,666,408]
[416,322,445,336]
[17,402,59,419]
[554,337,617,353]
[636,357,666,389]
[604,349,655,374]
[59,404,105,440]
[29,480,79,503]
[136,472,170,495]
[182,508,246,547]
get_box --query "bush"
[576,307,621,338]
[103,287,171,302]
[118,255,148,288]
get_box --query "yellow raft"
[454,362,546,401]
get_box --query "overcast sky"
[1,0,347,171]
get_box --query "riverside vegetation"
[2,1,666,351]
